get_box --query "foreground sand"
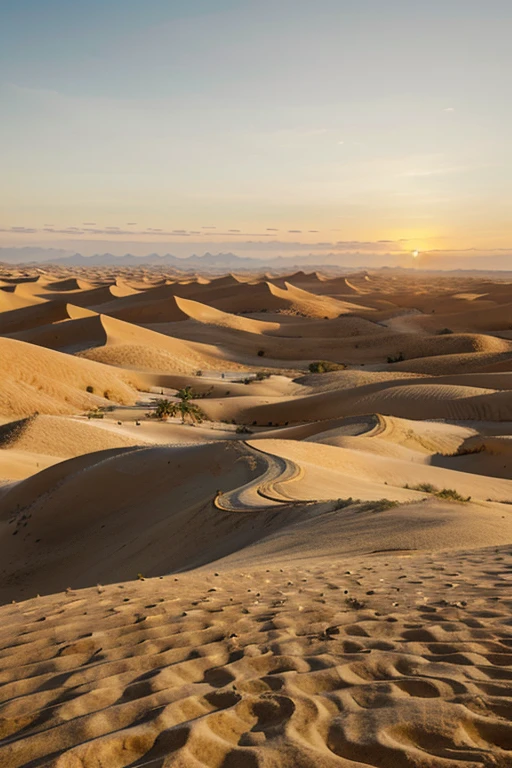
[0,545,510,767]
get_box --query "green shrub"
[308,361,346,373]
[408,482,437,494]
[407,483,470,502]
[436,488,471,502]
[360,498,400,512]
[334,497,360,509]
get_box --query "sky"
[1,0,511,266]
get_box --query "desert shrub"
[436,488,471,502]
[257,349,265,357]
[308,361,346,373]
[255,371,271,380]
[408,483,470,502]
[360,498,400,512]
[334,497,360,509]
[387,352,404,364]
[335,497,398,513]
[86,385,94,393]
[195,370,203,377]
[235,425,253,434]
[86,410,104,419]
[408,482,437,493]
[436,328,454,335]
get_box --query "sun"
[412,250,419,258]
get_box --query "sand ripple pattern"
[0,546,511,767]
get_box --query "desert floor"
[0,265,511,767]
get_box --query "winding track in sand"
[215,442,304,510]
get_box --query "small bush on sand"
[86,410,104,419]
[387,352,404,364]
[406,482,437,493]
[334,497,361,509]
[334,497,398,512]
[436,328,454,335]
[360,499,400,512]
[235,425,253,434]
[308,361,346,373]
[257,349,265,357]
[407,483,470,502]
[86,385,94,393]
[436,488,471,502]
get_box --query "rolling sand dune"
[0,299,74,334]
[0,266,511,768]
[198,379,512,425]
[303,413,474,457]
[0,414,148,458]
[250,438,512,502]
[0,287,46,312]
[435,435,512,480]
[390,350,512,375]
[267,281,373,318]
[0,337,140,418]
[43,277,96,292]
[157,317,511,366]
[76,314,250,372]
[40,282,140,307]
[406,301,512,333]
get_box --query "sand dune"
[0,266,511,768]
[0,287,46,312]
[40,282,140,307]
[267,281,372,317]
[0,442,263,602]
[1,438,511,602]
[0,414,148,458]
[43,277,96,292]
[250,438,512,503]
[0,337,140,418]
[199,379,512,425]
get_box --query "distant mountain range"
[1,246,511,274]
[0,247,365,270]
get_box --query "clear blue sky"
[1,0,511,260]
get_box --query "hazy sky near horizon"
[1,0,511,261]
